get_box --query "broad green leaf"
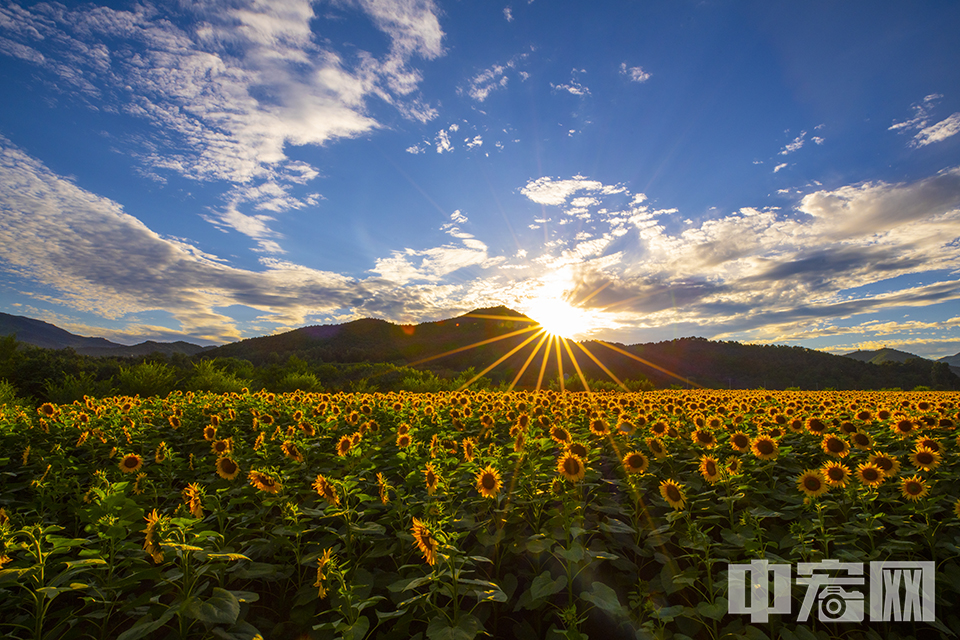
[529,570,566,601]
[182,587,241,625]
[581,581,622,614]
[696,598,727,620]
[426,614,482,640]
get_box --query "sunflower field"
[1,388,959,640]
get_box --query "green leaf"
[529,570,566,601]
[651,604,685,622]
[599,518,636,535]
[183,587,241,625]
[116,607,178,640]
[426,614,482,640]
[210,620,265,640]
[696,598,727,620]
[63,558,107,569]
[340,616,370,640]
[581,581,623,614]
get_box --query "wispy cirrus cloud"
[0,0,444,252]
[890,94,960,147]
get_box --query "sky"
[0,0,959,359]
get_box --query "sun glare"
[522,296,598,339]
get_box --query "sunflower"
[750,436,779,461]
[797,470,829,498]
[725,456,742,474]
[856,462,885,488]
[821,434,850,458]
[659,480,686,510]
[915,438,941,454]
[550,426,572,445]
[424,463,440,495]
[849,431,873,450]
[182,483,204,518]
[203,425,217,441]
[692,429,717,448]
[557,452,586,482]
[377,472,390,504]
[248,470,281,494]
[336,435,353,457]
[214,456,240,480]
[909,446,941,472]
[142,508,165,563]
[281,440,304,463]
[476,465,502,499]
[314,548,334,598]
[38,402,58,418]
[119,453,143,474]
[729,431,751,451]
[649,421,668,437]
[312,474,340,506]
[397,423,410,436]
[411,518,438,566]
[699,455,723,483]
[821,461,851,488]
[954,499,960,520]
[617,420,636,436]
[891,418,916,438]
[900,475,929,502]
[168,415,181,429]
[567,441,589,459]
[869,453,901,476]
[211,438,232,456]
[623,451,649,474]
[155,441,168,464]
[396,433,412,448]
[461,437,476,462]
[805,417,828,435]
[299,422,316,437]
[589,419,609,436]
[646,438,668,459]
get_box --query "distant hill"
[204,307,960,391]
[0,312,208,357]
[843,348,929,365]
[939,352,960,367]
[3,308,958,391]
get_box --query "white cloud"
[0,0,446,253]
[503,7,513,22]
[521,176,608,205]
[466,135,483,149]
[619,62,650,83]
[773,163,788,173]
[406,144,426,154]
[913,113,960,146]
[779,131,806,155]
[435,129,453,153]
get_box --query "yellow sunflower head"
[910,446,941,471]
[699,455,723,483]
[623,451,649,474]
[215,456,240,480]
[659,479,686,510]
[750,436,779,461]
[797,470,829,498]
[856,462,885,488]
[119,453,143,474]
[476,465,502,499]
[557,452,586,482]
[424,463,440,495]
[820,461,850,487]
[821,434,850,458]
[336,435,353,457]
[899,475,929,502]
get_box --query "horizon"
[0,1,958,358]
[3,306,958,362]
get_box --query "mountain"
[0,312,208,357]
[203,307,960,391]
[842,348,929,365]
[939,353,960,367]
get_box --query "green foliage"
[115,361,178,397]
[181,360,249,394]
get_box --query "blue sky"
[0,0,959,358]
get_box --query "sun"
[521,296,598,339]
